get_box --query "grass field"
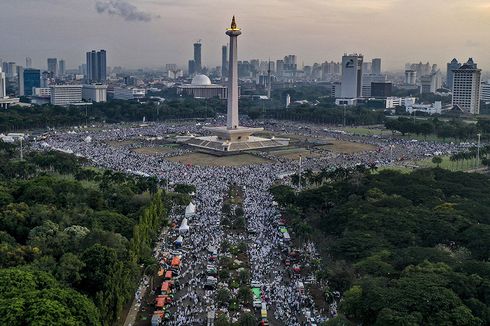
[105,140,138,147]
[167,152,271,166]
[379,156,483,174]
[269,147,323,160]
[131,147,175,155]
[318,140,377,153]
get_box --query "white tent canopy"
[175,235,183,244]
[185,202,196,217]
[179,218,189,233]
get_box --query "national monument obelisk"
[184,16,289,152]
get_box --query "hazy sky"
[1,0,489,72]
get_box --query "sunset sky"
[1,0,489,71]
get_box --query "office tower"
[193,42,202,74]
[276,60,284,77]
[405,70,417,85]
[221,45,228,78]
[283,55,297,72]
[23,69,41,96]
[58,59,66,76]
[0,67,5,98]
[371,82,392,98]
[420,70,442,94]
[372,58,381,75]
[97,50,107,81]
[341,53,363,98]
[481,80,490,102]
[50,85,83,106]
[82,84,107,103]
[5,62,17,78]
[362,73,387,97]
[188,60,196,75]
[452,58,481,115]
[362,62,372,74]
[446,58,461,90]
[17,66,24,96]
[86,50,107,83]
[47,58,57,76]
[25,57,32,68]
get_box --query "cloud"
[95,0,159,22]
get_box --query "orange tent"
[171,256,181,267]
[158,268,165,277]
[155,297,166,308]
[161,281,170,293]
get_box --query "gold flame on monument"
[227,16,241,31]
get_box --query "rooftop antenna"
[267,58,272,100]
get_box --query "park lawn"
[167,152,271,166]
[416,155,481,172]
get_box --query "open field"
[318,140,377,153]
[268,147,323,160]
[339,126,391,136]
[105,140,138,147]
[167,152,271,166]
[131,146,175,155]
[378,156,484,174]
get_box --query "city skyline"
[1,0,490,71]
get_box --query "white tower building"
[341,54,363,98]
[452,58,481,115]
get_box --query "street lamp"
[476,133,481,168]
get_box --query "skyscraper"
[221,45,228,79]
[86,50,107,83]
[97,50,107,81]
[452,58,481,115]
[446,58,461,91]
[47,58,57,76]
[372,58,381,75]
[193,42,202,74]
[17,66,24,96]
[188,60,196,75]
[58,59,66,76]
[0,67,6,98]
[405,70,417,85]
[341,54,363,98]
[25,57,32,68]
[23,69,41,96]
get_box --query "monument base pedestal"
[183,126,289,153]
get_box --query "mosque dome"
[191,74,212,86]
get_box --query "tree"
[216,288,231,307]
[432,156,443,167]
[239,312,256,326]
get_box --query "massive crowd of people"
[31,119,468,325]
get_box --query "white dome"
[191,74,212,86]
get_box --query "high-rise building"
[16,66,24,96]
[82,84,107,103]
[405,70,417,85]
[25,57,32,68]
[276,60,284,77]
[58,59,66,76]
[372,58,381,75]
[4,62,17,78]
[221,45,228,78]
[188,60,196,75]
[452,58,481,115]
[361,74,387,97]
[446,58,461,91]
[371,82,392,98]
[481,81,490,102]
[420,71,442,94]
[341,54,363,98]
[0,67,6,98]
[23,69,41,96]
[193,42,202,74]
[97,50,107,81]
[50,85,83,106]
[86,50,107,83]
[47,58,58,76]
